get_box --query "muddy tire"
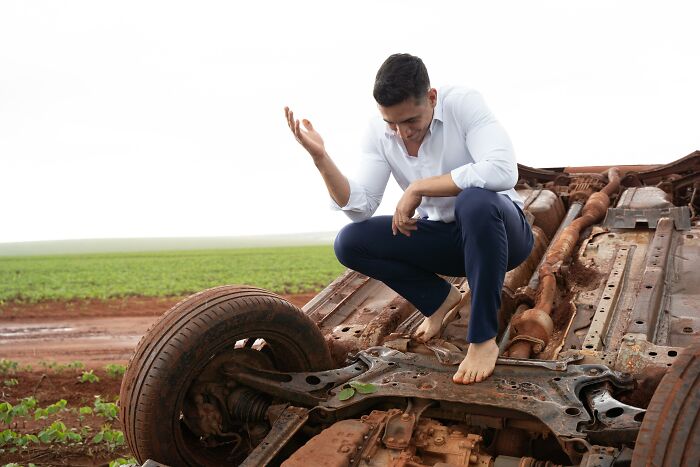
[631,341,700,467]
[119,285,333,466]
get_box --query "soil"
[0,293,315,466]
[0,294,316,366]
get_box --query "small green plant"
[1,397,38,424]
[109,458,138,467]
[337,381,378,401]
[37,420,82,444]
[104,364,126,378]
[93,396,118,420]
[34,399,67,420]
[92,424,124,451]
[78,370,100,384]
[3,378,19,387]
[0,359,19,376]
[38,360,59,371]
[38,360,85,373]
[65,360,85,370]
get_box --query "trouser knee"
[454,187,500,230]
[333,222,367,268]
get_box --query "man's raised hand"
[284,107,326,161]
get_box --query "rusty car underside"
[121,151,700,467]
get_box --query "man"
[284,53,533,384]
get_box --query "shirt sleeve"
[448,91,519,192]
[329,125,391,222]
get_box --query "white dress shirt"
[332,86,523,223]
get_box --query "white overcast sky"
[1,1,698,243]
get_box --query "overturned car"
[120,151,700,466]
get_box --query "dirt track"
[0,294,316,366]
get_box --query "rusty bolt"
[387,437,395,443]
[434,436,445,445]
[589,368,599,375]
[470,454,478,464]
[401,414,410,421]
[340,446,350,453]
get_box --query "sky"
[1,1,698,244]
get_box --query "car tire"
[631,340,700,466]
[119,285,333,466]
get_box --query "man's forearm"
[409,173,462,197]
[314,152,351,207]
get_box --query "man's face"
[378,88,437,145]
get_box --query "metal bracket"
[603,206,691,230]
[223,361,366,406]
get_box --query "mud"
[0,294,315,366]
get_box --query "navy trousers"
[334,187,534,343]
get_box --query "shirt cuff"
[450,164,487,190]
[329,178,369,212]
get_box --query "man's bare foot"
[412,286,462,342]
[453,338,499,384]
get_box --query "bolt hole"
[390,306,397,310]
[553,377,562,382]
[355,366,362,371]
[649,351,657,356]
[565,407,581,416]
[341,327,350,332]
[608,284,614,287]
[392,382,398,386]
[585,345,594,349]
[605,407,624,418]
[683,327,693,333]
[603,297,611,300]
[668,350,677,357]
[305,375,321,385]
[388,362,395,366]
[686,234,694,239]
[635,320,645,325]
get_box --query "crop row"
[0,245,344,302]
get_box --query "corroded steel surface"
[128,152,700,467]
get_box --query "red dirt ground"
[0,293,315,466]
[0,293,316,366]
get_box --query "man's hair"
[373,53,430,107]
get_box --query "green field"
[0,245,346,303]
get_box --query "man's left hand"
[393,187,422,237]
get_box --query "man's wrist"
[311,150,329,166]
[408,180,424,197]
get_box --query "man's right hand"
[285,107,326,161]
